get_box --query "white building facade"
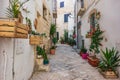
[56,0,75,39]
[76,0,120,76]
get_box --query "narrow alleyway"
[30,44,119,80]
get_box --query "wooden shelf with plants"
[29,31,46,45]
[0,19,29,38]
[29,35,43,45]
[0,0,30,38]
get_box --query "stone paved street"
[30,44,119,80]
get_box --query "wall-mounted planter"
[0,19,29,38]
[29,35,43,45]
[86,34,92,38]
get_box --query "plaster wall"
[0,0,37,80]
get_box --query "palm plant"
[98,48,120,72]
[6,0,29,18]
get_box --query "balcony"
[77,7,86,16]
[53,10,57,18]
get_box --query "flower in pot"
[98,48,120,78]
[88,26,104,67]
[50,46,56,55]
[81,48,89,59]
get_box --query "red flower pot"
[50,49,55,55]
[82,53,89,59]
[73,34,76,38]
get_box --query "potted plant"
[52,37,58,48]
[42,48,49,65]
[81,48,89,59]
[6,0,29,20]
[88,26,104,67]
[36,46,43,58]
[98,48,120,79]
[29,31,46,45]
[50,46,56,55]
[0,0,29,38]
[29,31,41,45]
[60,37,64,44]
[36,46,49,65]
[50,24,57,54]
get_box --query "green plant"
[64,30,68,43]
[31,30,47,37]
[36,46,43,55]
[52,37,57,46]
[6,0,29,18]
[98,48,120,72]
[41,33,47,38]
[50,46,56,49]
[50,24,56,38]
[26,17,32,26]
[89,26,104,54]
[36,46,49,62]
[67,38,76,46]
[31,31,40,35]
[60,37,64,43]
[81,48,87,53]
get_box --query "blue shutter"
[64,14,69,22]
[60,2,64,8]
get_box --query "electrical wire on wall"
[3,50,7,80]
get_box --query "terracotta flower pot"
[50,49,55,55]
[87,56,99,67]
[82,53,89,59]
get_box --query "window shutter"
[60,2,64,8]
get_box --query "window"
[64,14,69,22]
[60,2,64,8]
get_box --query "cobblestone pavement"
[30,44,119,80]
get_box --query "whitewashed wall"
[81,0,120,49]
[0,0,37,80]
[80,0,120,76]
[68,16,74,37]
